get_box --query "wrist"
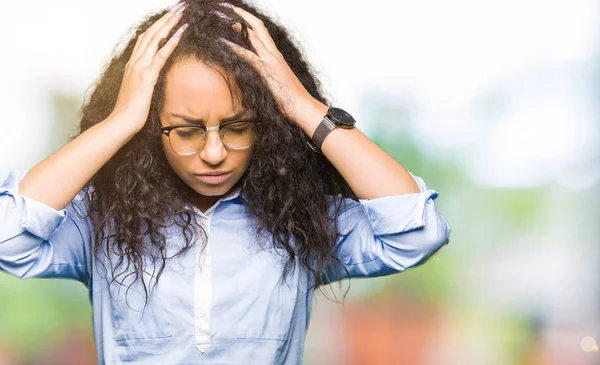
[104,113,143,142]
[294,99,328,138]
[307,106,358,153]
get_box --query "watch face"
[328,107,356,127]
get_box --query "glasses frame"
[160,120,261,156]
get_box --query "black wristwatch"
[307,107,356,153]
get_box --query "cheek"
[161,136,180,161]
[240,149,254,169]
[161,136,172,154]
[162,139,185,173]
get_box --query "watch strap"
[311,115,337,151]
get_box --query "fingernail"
[174,3,188,16]
[171,2,186,13]
[212,10,231,20]
[219,3,234,8]
[219,37,233,45]
[174,23,189,38]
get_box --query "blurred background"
[0,0,598,364]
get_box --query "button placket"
[194,209,214,353]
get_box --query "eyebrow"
[169,111,247,125]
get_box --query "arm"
[210,4,450,281]
[19,116,138,210]
[0,114,138,283]
[321,172,451,285]
[18,4,188,210]
[0,116,135,283]
[216,4,420,199]
[296,101,420,199]
[1,5,189,281]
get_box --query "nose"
[199,129,227,165]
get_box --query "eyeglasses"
[160,120,260,156]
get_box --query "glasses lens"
[169,126,205,155]
[221,121,257,149]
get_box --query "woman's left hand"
[217,3,327,127]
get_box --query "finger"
[135,5,187,65]
[151,23,189,71]
[131,2,187,64]
[219,3,279,55]
[211,10,242,33]
[232,21,243,33]
[130,34,145,63]
[220,38,262,67]
[142,2,186,48]
[211,10,231,21]
[246,28,273,60]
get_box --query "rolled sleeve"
[358,188,439,235]
[322,172,451,285]
[0,170,91,283]
[1,170,68,240]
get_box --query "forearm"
[296,100,421,200]
[19,114,140,210]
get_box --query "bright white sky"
[0,0,598,188]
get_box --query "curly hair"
[75,0,355,306]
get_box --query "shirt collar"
[186,186,244,217]
[221,186,242,202]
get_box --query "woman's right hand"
[110,2,189,132]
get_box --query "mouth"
[194,172,231,184]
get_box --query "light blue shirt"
[0,169,450,364]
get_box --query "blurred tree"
[0,89,92,359]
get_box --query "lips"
[194,172,231,184]
[197,171,231,176]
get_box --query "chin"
[198,189,228,197]
[191,180,236,197]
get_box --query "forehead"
[163,57,242,114]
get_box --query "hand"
[217,3,325,127]
[110,2,189,132]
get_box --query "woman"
[0,0,451,364]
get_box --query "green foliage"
[0,274,91,355]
